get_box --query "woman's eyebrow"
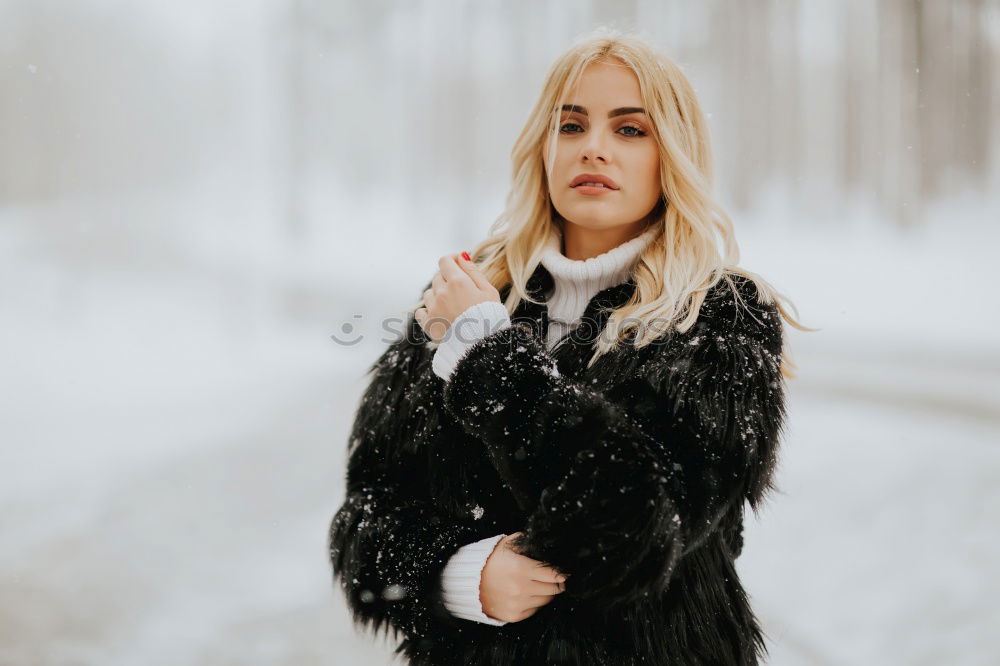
[561,104,646,118]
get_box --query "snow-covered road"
[2,340,997,665]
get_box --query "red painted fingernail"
[461,251,471,261]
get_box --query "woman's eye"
[558,122,646,137]
[619,125,646,137]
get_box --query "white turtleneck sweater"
[430,223,657,626]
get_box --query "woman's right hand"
[480,532,569,623]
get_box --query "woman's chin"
[562,211,633,229]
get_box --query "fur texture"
[328,263,787,665]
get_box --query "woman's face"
[542,59,661,232]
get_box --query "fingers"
[525,579,565,596]
[414,306,446,343]
[525,562,569,585]
[431,272,445,290]
[438,254,466,283]
[456,253,493,291]
[438,253,493,293]
[508,552,546,572]
[503,533,569,585]
[413,306,430,330]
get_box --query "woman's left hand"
[414,253,501,344]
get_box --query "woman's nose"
[581,131,609,163]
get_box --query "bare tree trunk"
[284,0,307,238]
[765,0,802,218]
[843,0,881,213]
[878,0,923,228]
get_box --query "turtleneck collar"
[539,223,658,327]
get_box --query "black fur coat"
[328,262,788,665]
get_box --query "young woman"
[329,31,806,666]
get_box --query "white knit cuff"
[440,533,509,626]
[431,302,512,381]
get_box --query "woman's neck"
[559,217,656,261]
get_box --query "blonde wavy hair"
[415,29,814,378]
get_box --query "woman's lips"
[572,184,617,195]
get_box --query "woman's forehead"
[562,62,642,107]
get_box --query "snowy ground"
[1,204,998,664]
